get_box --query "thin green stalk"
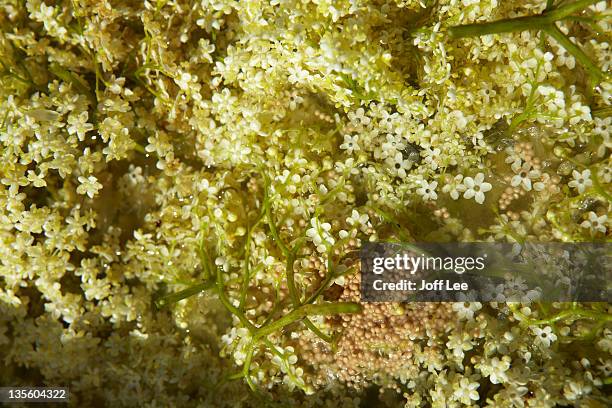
[154,280,215,309]
[133,142,146,154]
[447,1,605,83]
[263,180,290,257]
[544,0,600,21]
[302,319,333,342]
[48,63,96,106]
[368,205,413,241]
[254,302,362,341]
[284,244,333,342]
[448,0,599,38]
[528,308,612,325]
[216,265,257,333]
[285,248,300,305]
[239,208,265,309]
[562,16,610,36]
[448,15,546,38]
[542,23,604,82]
[510,303,612,326]
[198,239,213,281]
[241,344,257,391]
[508,68,541,132]
[304,248,340,305]
[261,178,334,342]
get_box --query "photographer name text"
[372,279,469,291]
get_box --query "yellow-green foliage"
[0,0,610,406]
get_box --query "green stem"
[302,319,333,342]
[48,63,96,105]
[508,75,541,132]
[593,106,612,118]
[529,308,612,325]
[448,15,546,38]
[285,247,300,305]
[132,142,146,154]
[447,1,604,83]
[239,208,265,309]
[448,0,599,38]
[544,0,600,22]
[215,263,257,332]
[303,248,355,306]
[263,180,290,257]
[368,205,413,241]
[254,302,362,341]
[241,344,256,391]
[262,176,334,342]
[285,245,334,342]
[562,15,597,23]
[511,304,612,326]
[542,23,604,82]
[154,280,215,309]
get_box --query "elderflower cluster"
[0,0,610,407]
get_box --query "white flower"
[422,147,441,170]
[36,3,68,38]
[452,302,482,320]
[591,0,607,12]
[381,134,406,153]
[176,72,193,90]
[568,169,592,194]
[288,92,303,110]
[462,173,492,204]
[511,162,543,191]
[386,152,412,178]
[306,218,335,253]
[108,76,126,94]
[288,66,310,84]
[347,210,369,226]
[67,111,94,141]
[598,329,612,353]
[564,380,591,401]
[82,276,110,301]
[597,359,612,376]
[580,212,608,234]
[76,176,103,198]
[416,179,438,201]
[488,356,511,384]
[442,174,466,200]
[598,166,611,183]
[449,110,468,130]
[568,102,591,125]
[454,377,480,404]
[340,134,360,154]
[446,333,474,359]
[505,276,527,293]
[593,117,611,137]
[26,170,47,188]
[198,178,219,196]
[532,326,557,348]
[347,108,371,127]
[594,117,612,157]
